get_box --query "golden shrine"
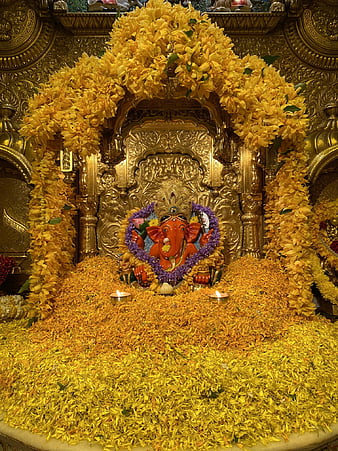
[0,0,337,450]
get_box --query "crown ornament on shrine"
[153,180,193,223]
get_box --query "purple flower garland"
[125,202,220,286]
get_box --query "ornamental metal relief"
[97,122,242,262]
[310,3,338,41]
[120,124,213,189]
[0,73,36,126]
[0,0,55,71]
[277,61,338,133]
[284,5,338,71]
[0,170,30,272]
[0,3,36,46]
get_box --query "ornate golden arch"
[308,146,338,184]
[0,145,32,183]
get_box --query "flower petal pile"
[0,256,336,450]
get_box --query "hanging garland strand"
[265,139,314,315]
[309,199,338,304]
[28,147,76,318]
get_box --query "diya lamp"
[208,290,229,303]
[110,290,132,303]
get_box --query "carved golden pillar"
[77,155,99,260]
[239,146,263,258]
[240,193,263,257]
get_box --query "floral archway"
[21,0,314,318]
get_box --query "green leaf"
[201,387,224,399]
[243,67,253,75]
[48,217,62,225]
[189,18,197,24]
[283,105,302,113]
[201,74,209,81]
[139,220,150,239]
[169,345,188,359]
[281,148,293,155]
[184,30,194,38]
[186,63,192,72]
[138,221,149,232]
[62,204,72,210]
[166,53,179,67]
[18,278,30,294]
[271,136,282,152]
[57,382,68,391]
[280,208,293,215]
[25,317,38,328]
[262,55,280,65]
[294,82,306,94]
[98,49,106,58]
[122,407,133,416]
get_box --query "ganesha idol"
[119,202,225,293]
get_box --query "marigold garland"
[309,253,338,305]
[312,198,338,270]
[264,139,314,315]
[309,199,338,304]
[20,0,312,316]
[28,150,76,318]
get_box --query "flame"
[116,290,121,297]
[215,290,221,298]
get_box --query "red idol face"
[146,216,201,261]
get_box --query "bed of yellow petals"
[0,256,336,451]
[28,256,300,356]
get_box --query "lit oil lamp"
[208,290,229,302]
[110,290,132,302]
